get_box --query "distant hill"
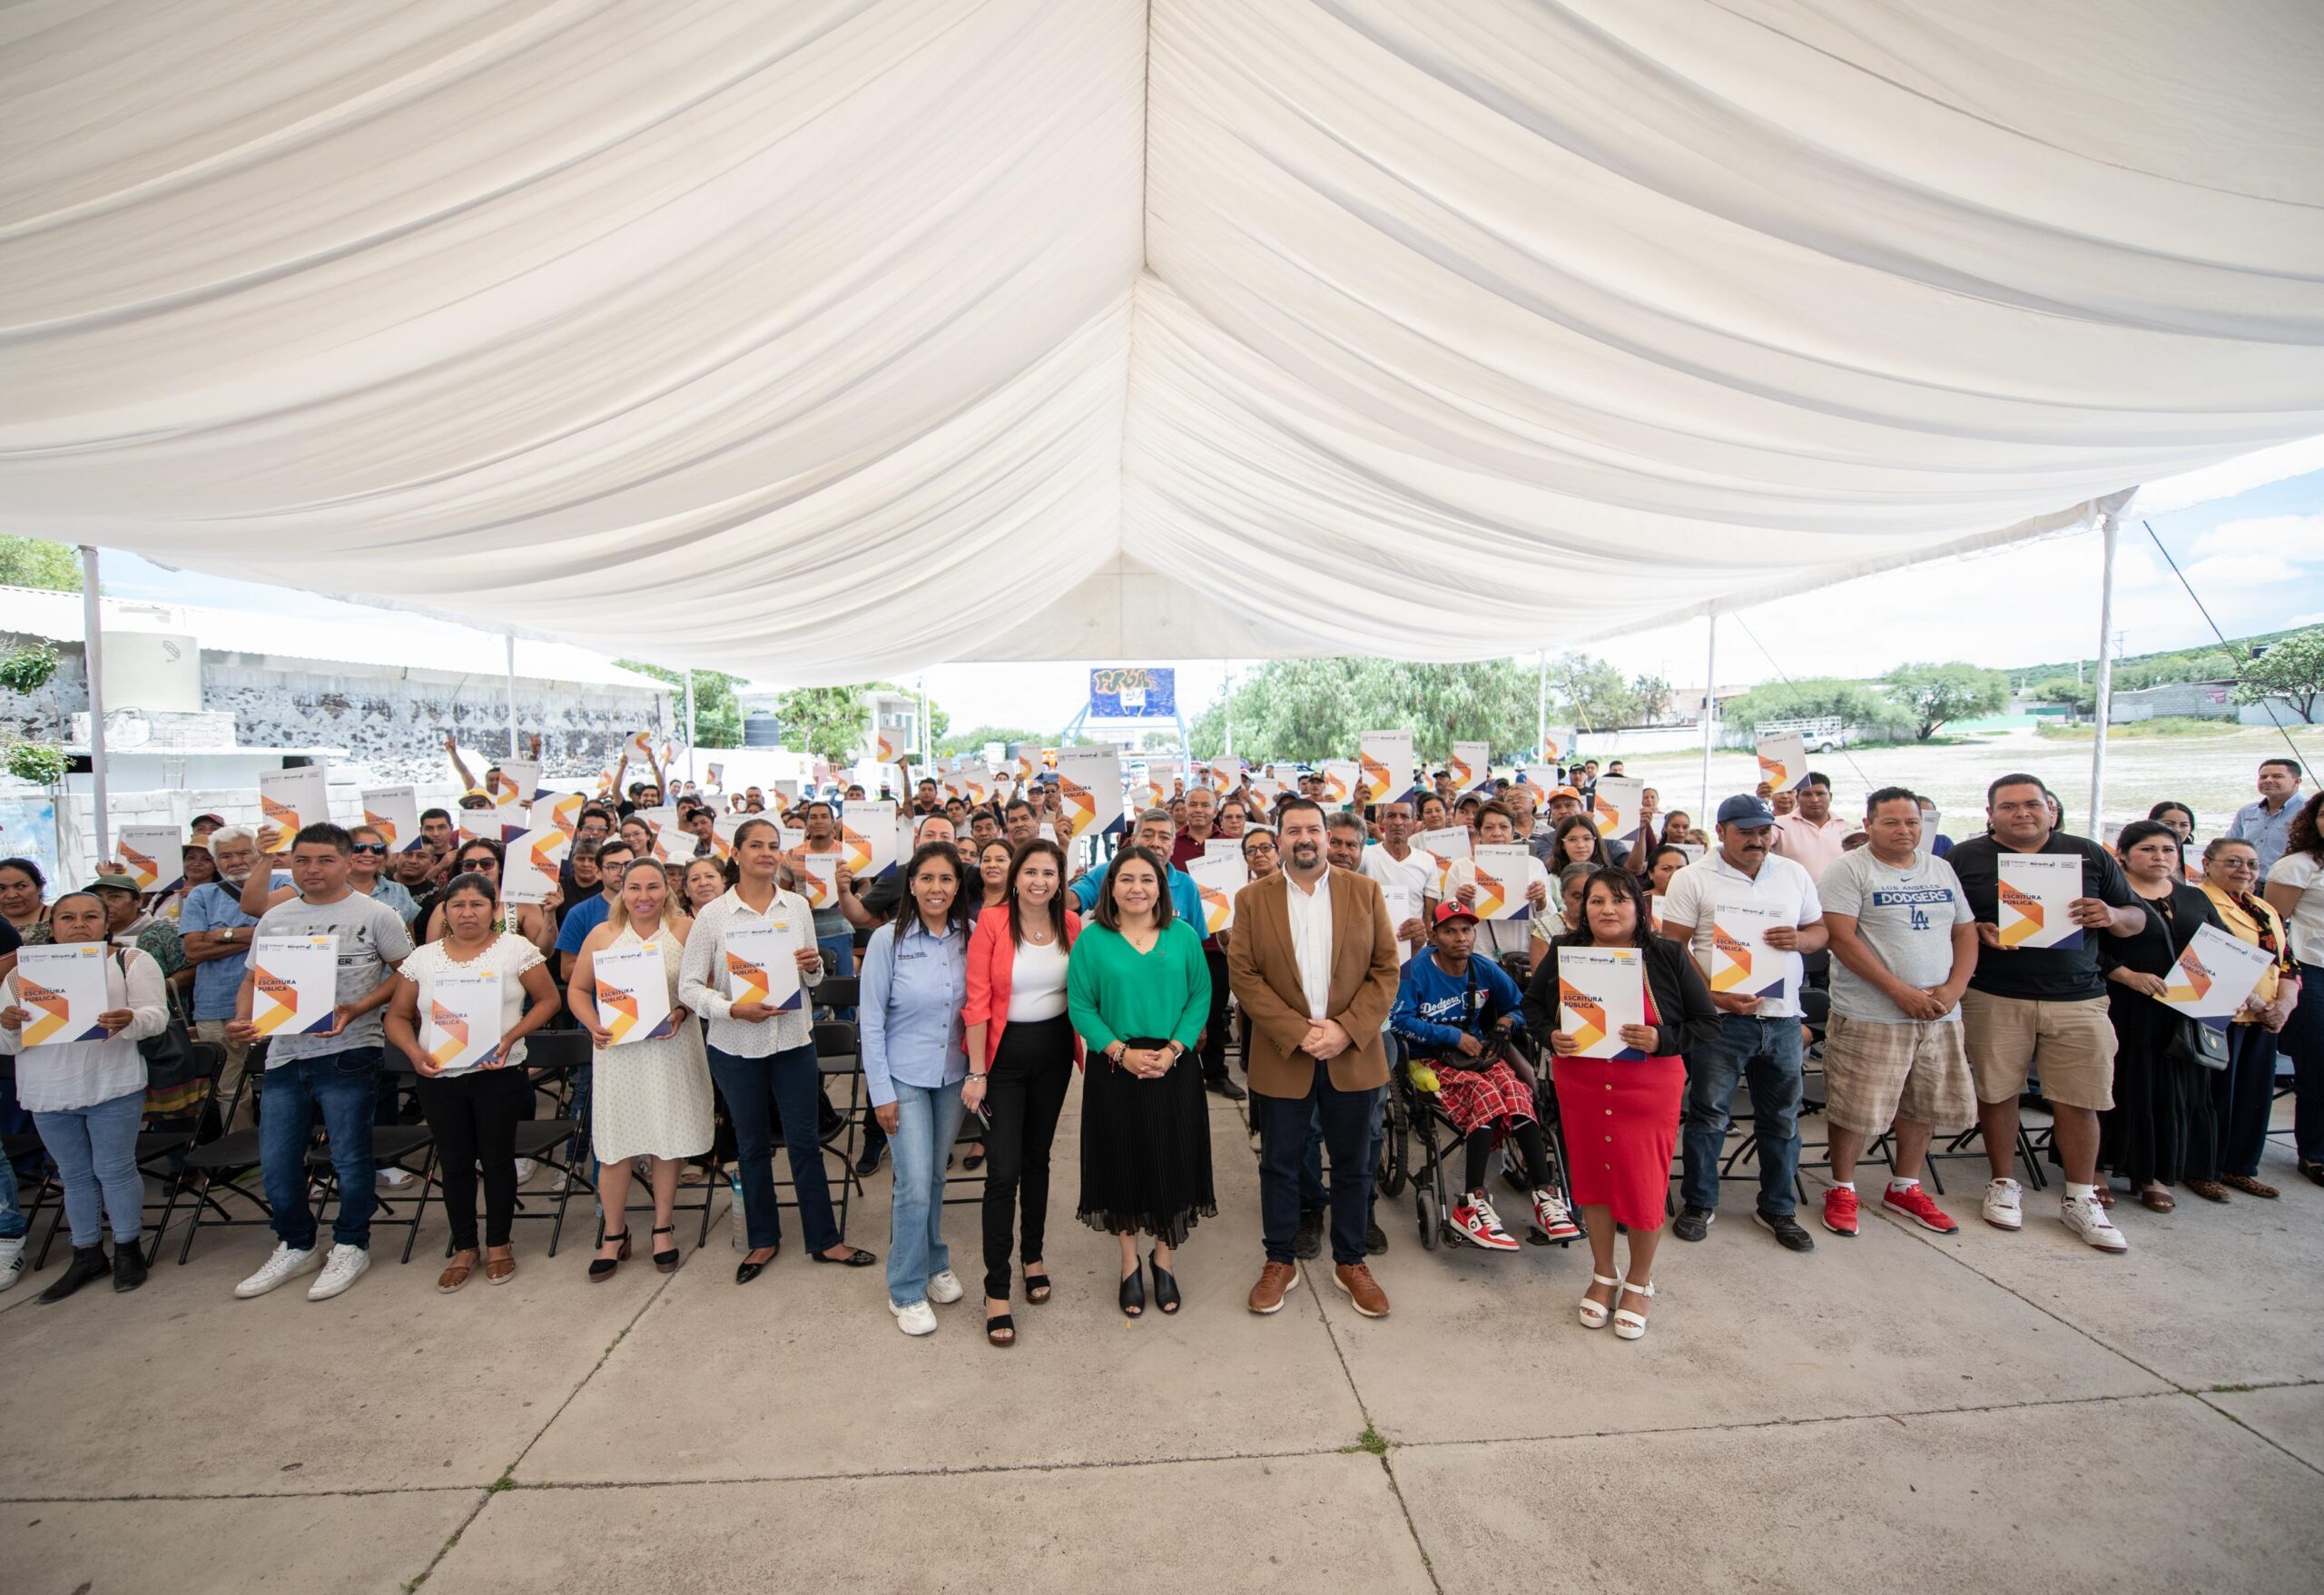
[2007,625,2307,688]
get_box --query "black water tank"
[743,710,782,748]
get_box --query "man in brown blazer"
[1226,797,1402,1317]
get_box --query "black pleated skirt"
[1077,1039,1216,1245]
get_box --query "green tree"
[1187,658,1545,764]
[0,537,82,592]
[2029,675,2096,715]
[1723,677,1914,741]
[938,724,1046,758]
[1630,673,1673,724]
[773,684,877,763]
[1884,661,2010,741]
[1542,651,1640,731]
[615,662,743,747]
[2236,627,2324,723]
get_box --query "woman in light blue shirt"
[862,840,972,1335]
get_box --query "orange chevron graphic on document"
[1997,881,2043,948]
[1559,978,1608,1053]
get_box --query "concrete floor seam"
[2192,1391,2324,1481]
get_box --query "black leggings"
[413,1067,531,1250]
[980,1014,1076,1300]
[1464,1119,1550,1197]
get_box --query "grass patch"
[1346,1423,1391,1456]
[2036,716,2243,741]
[487,1470,517,1494]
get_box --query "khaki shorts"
[1821,1013,1974,1136]
[1959,989,2116,1112]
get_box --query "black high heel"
[652,1225,680,1274]
[1150,1253,1181,1315]
[588,1229,631,1283]
[1119,1262,1146,1318]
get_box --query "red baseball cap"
[1432,901,1478,928]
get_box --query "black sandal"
[588,1229,631,1283]
[1119,1264,1146,1318]
[1024,1265,1052,1305]
[652,1225,680,1274]
[986,1311,1016,1347]
[1150,1255,1181,1315]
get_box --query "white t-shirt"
[400,933,545,1076]
[2266,851,2324,962]
[1659,850,1824,1019]
[1006,934,1069,1023]
[1362,844,1435,960]
[1816,847,1972,1024]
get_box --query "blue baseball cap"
[1716,793,1777,830]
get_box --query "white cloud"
[2191,513,2324,563]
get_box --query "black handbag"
[2162,1015,2230,1073]
[114,949,197,1097]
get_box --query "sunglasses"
[351,842,389,855]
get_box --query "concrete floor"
[3,1087,2319,1594]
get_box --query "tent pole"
[81,546,110,863]
[2087,510,2121,837]
[684,669,697,786]
[1535,649,1548,761]
[1699,611,1717,825]
[503,633,519,760]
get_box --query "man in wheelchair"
[1390,903,1580,1249]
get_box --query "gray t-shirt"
[1817,847,1972,1024]
[257,891,417,1063]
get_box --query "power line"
[2142,520,2317,776]
[1726,612,1882,793]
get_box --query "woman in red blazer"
[961,838,1081,1348]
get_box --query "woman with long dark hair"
[2099,820,2225,1211]
[421,838,556,955]
[384,871,560,1290]
[1067,845,1214,1318]
[862,841,973,1334]
[961,838,1080,1347]
[1524,868,1717,1341]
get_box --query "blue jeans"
[0,1141,24,1240]
[1681,1013,1804,1218]
[34,1088,144,1248]
[260,1048,384,1251]
[885,1078,966,1305]
[707,1042,843,1255]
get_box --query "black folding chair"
[307,1059,437,1264]
[503,1030,594,1256]
[176,1041,283,1264]
[1,1129,63,1268]
[137,1041,228,1260]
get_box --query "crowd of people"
[0,743,2317,1354]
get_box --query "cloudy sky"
[99,467,2322,737]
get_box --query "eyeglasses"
[351,843,389,855]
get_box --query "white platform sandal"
[1612,1277,1654,1341]
[1578,1273,1620,1329]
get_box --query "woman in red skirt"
[1526,869,1718,1341]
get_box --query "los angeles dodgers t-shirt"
[1817,846,1973,1024]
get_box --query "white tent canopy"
[3,1,2321,683]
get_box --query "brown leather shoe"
[1247,1259,1299,1314]
[1333,1262,1389,1318]
[2221,1174,2279,1199]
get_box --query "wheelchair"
[1374,1015,1581,1255]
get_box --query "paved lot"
[3,1083,2319,1594]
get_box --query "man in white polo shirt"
[1359,797,1432,965]
[1659,793,1828,1254]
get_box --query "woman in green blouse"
[1068,845,1215,1318]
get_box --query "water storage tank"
[743,710,782,748]
[103,631,202,714]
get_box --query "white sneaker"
[235,1243,320,1299]
[513,1158,538,1185]
[2060,1195,2130,1253]
[926,1268,964,1305]
[308,1243,371,1300]
[0,1235,23,1293]
[890,1298,938,1336]
[377,1167,413,1189]
[1981,1177,2024,1232]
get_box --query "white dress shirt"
[1284,866,1334,1021]
[678,886,822,1058]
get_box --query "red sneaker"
[1450,1193,1521,1252]
[1881,1183,1958,1234]
[1820,1185,1859,1236]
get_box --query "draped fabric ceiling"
[3,1,2321,684]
